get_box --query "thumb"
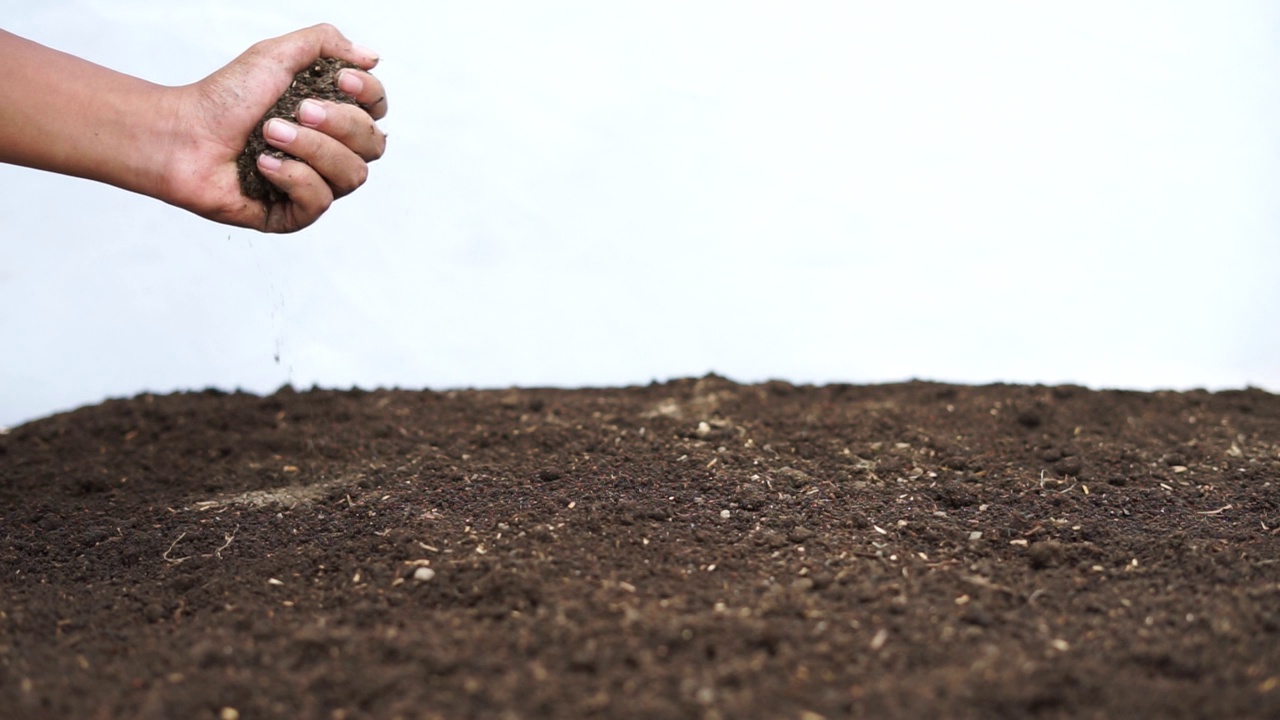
[257,23,380,74]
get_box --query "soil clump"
[237,57,360,205]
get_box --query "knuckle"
[348,161,369,190]
[340,111,364,140]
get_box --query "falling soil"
[2,377,1279,719]
[237,57,361,205]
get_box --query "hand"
[160,24,388,233]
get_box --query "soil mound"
[3,378,1278,718]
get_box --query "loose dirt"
[2,377,1278,719]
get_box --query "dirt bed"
[2,377,1279,719]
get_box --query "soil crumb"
[237,58,361,205]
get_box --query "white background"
[2,1,1278,428]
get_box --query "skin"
[0,24,388,233]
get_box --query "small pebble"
[413,567,436,582]
[720,509,731,519]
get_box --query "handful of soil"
[237,57,363,205]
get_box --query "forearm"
[0,30,179,200]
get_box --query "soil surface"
[237,57,361,205]
[2,377,1279,719]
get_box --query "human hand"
[160,24,388,233]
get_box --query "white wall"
[2,0,1278,427]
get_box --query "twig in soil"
[1197,504,1233,515]
[959,573,1017,597]
[214,525,240,558]
[163,532,189,564]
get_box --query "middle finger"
[296,100,387,162]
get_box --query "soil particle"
[1027,540,1067,569]
[2,379,1280,719]
[1055,455,1085,477]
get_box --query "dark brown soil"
[237,57,361,205]
[2,377,1279,719]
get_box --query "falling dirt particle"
[1050,638,1070,652]
[267,578,284,586]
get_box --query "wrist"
[100,81,187,205]
[143,83,206,210]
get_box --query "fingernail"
[297,99,326,127]
[352,44,380,64]
[265,118,298,144]
[258,154,283,171]
[337,70,364,95]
